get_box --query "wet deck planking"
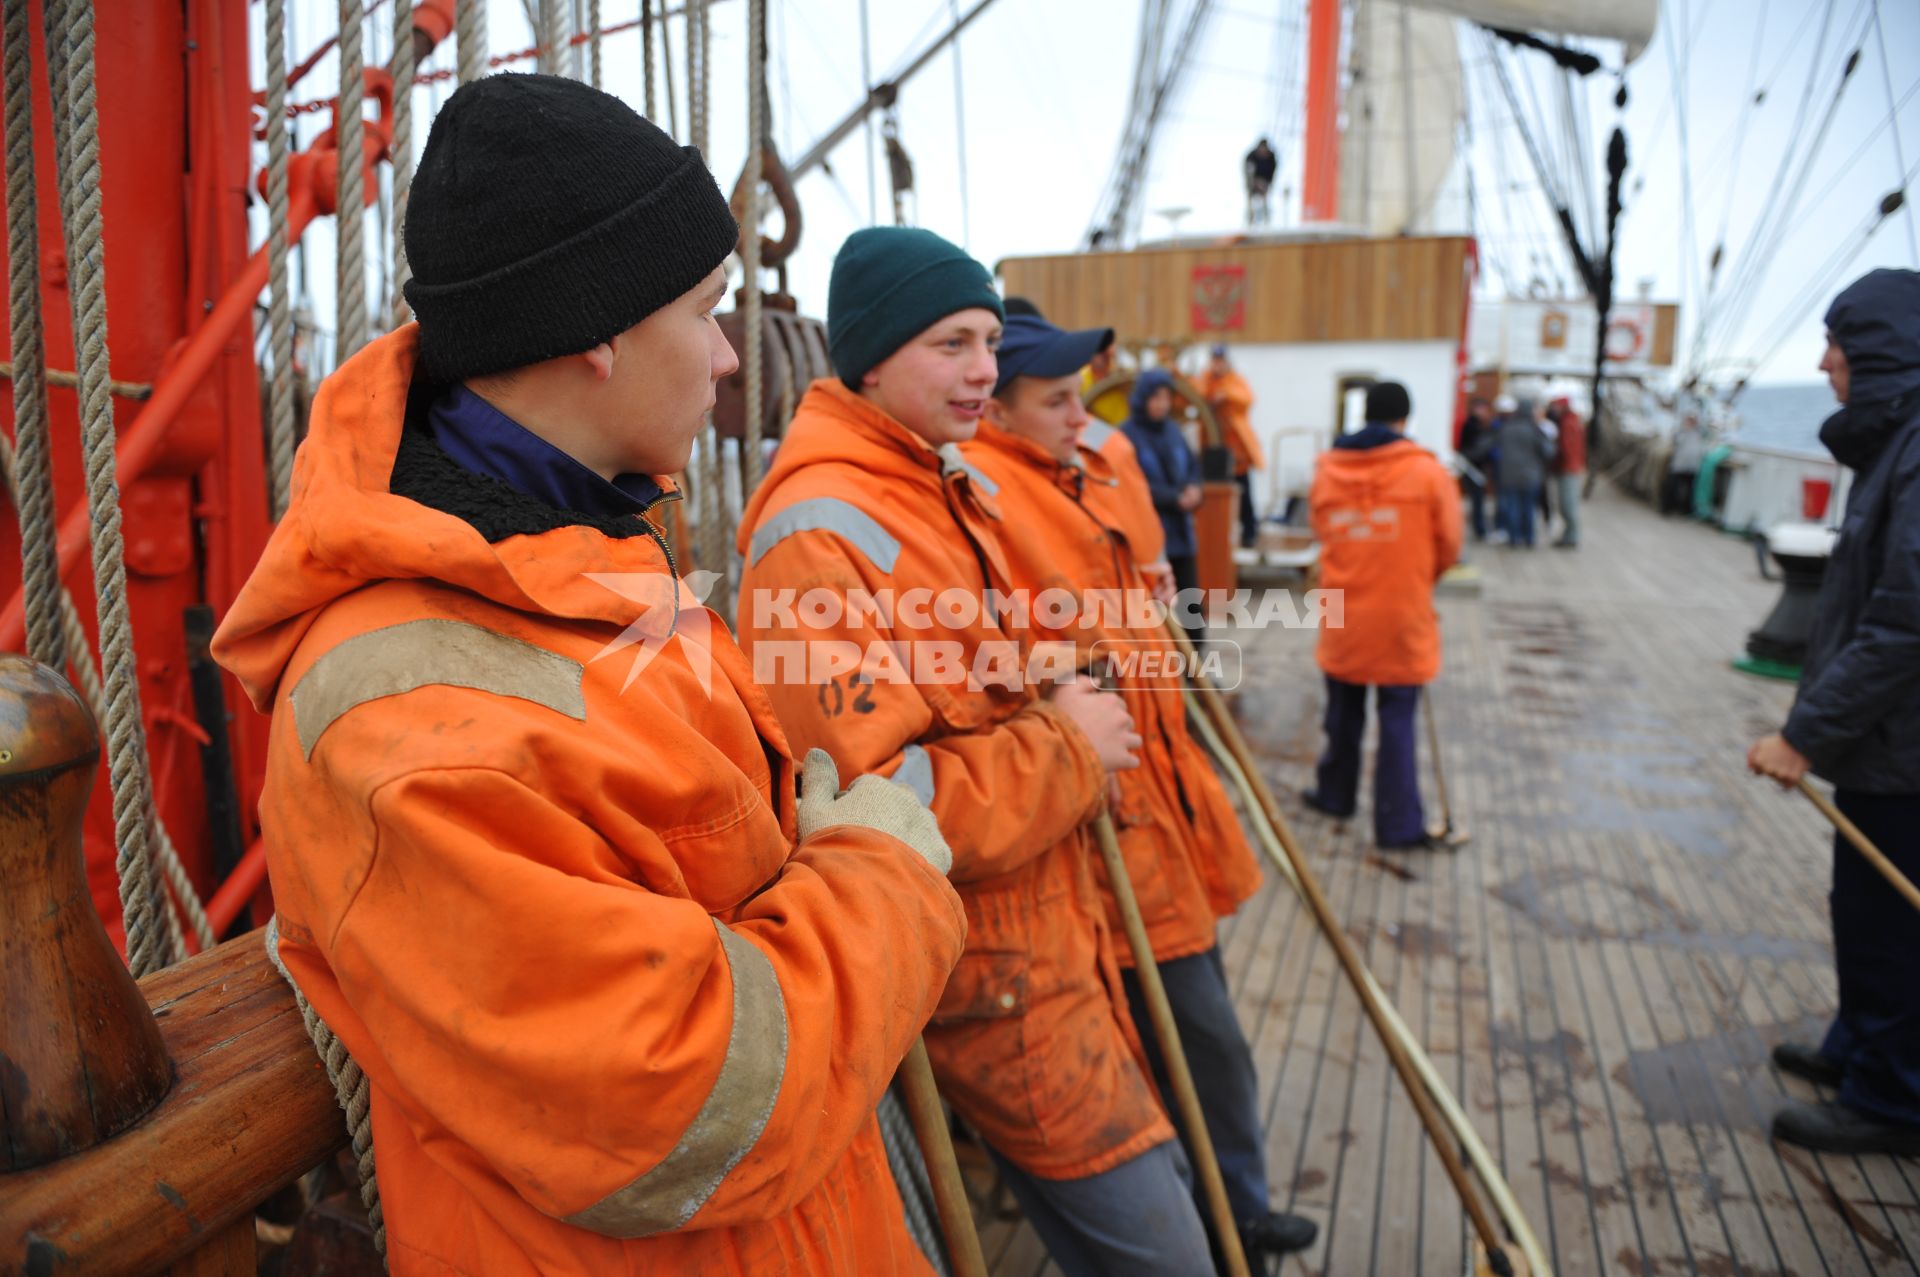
[977,486,1919,1275]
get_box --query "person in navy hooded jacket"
[1122,367,1204,635]
[1749,268,1920,1156]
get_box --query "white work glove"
[796,748,953,876]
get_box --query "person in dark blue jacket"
[1122,367,1205,634]
[1749,268,1920,1156]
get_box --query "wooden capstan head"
[0,655,172,1171]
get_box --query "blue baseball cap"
[992,314,1116,396]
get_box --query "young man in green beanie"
[214,74,967,1275]
[736,226,1216,1276]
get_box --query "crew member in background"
[1303,381,1463,849]
[1548,397,1587,548]
[1244,137,1278,226]
[1457,396,1494,543]
[1124,367,1207,636]
[1665,414,1709,517]
[967,312,1320,1264]
[737,227,1216,1276]
[213,75,965,1275]
[1749,267,1920,1158]
[1201,344,1266,549]
[1495,396,1553,548]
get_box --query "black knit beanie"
[404,74,739,384]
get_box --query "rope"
[687,0,726,594]
[265,918,387,1261]
[4,0,61,665]
[876,1087,953,1277]
[389,0,416,327]
[536,0,561,75]
[641,0,656,119]
[41,0,169,977]
[660,0,677,137]
[265,0,298,517]
[456,0,485,84]
[335,0,368,359]
[589,0,601,89]
[744,0,764,495]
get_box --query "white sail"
[1408,0,1659,62]
[1337,1,1464,237]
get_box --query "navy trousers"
[1818,790,1920,1125]
[1312,675,1426,846]
[1121,948,1271,1230]
[1499,486,1539,546]
[986,1139,1212,1277]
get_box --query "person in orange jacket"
[1302,380,1463,849]
[964,312,1320,1263]
[212,75,967,1277]
[1199,345,1265,548]
[735,226,1215,1277]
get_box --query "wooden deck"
[979,485,1920,1276]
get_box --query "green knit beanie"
[827,227,1005,390]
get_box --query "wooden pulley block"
[714,309,833,441]
[0,655,172,1172]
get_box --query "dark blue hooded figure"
[1120,367,1201,560]
[1773,268,1920,1149]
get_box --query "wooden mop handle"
[1796,778,1920,915]
[1163,620,1516,1277]
[897,1036,989,1277]
[1091,813,1251,1277]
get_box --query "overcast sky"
[278,0,1919,388]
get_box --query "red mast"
[1302,0,1342,222]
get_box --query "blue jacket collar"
[427,384,664,519]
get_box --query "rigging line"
[1704,0,1770,296]
[1694,0,1855,355]
[1744,155,1920,373]
[948,0,969,250]
[1665,0,1704,373]
[1697,0,1858,370]
[1701,22,1870,370]
[859,0,876,223]
[1869,0,1920,263]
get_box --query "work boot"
[1772,1100,1920,1156]
[1378,831,1449,852]
[1772,1041,1844,1087]
[1300,789,1351,820]
[1240,1210,1318,1268]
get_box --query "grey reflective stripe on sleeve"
[565,920,790,1238]
[893,744,936,806]
[1081,419,1117,452]
[748,496,902,573]
[290,619,586,759]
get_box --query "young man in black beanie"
[215,75,967,1276]
[736,226,1215,1277]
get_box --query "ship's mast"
[1301,0,1342,222]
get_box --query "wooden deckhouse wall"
[997,236,1476,346]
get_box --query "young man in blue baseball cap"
[967,313,1319,1266]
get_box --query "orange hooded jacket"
[962,422,1263,963]
[1199,368,1265,475]
[212,329,966,1277]
[1081,416,1167,569]
[1308,433,1464,687]
[735,380,1174,1180]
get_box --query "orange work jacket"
[962,422,1263,963]
[213,330,966,1276]
[736,380,1174,1181]
[1081,416,1167,569]
[1199,368,1265,475]
[1308,435,1464,687]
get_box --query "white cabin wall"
[1224,340,1462,498]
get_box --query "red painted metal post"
[1301,0,1343,223]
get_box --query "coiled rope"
[41,0,170,977]
[455,0,485,85]
[589,0,602,90]
[266,917,387,1261]
[4,0,61,664]
[265,0,298,516]
[335,0,368,359]
[389,0,415,327]
[641,0,656,119]
[536,0,562,76]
